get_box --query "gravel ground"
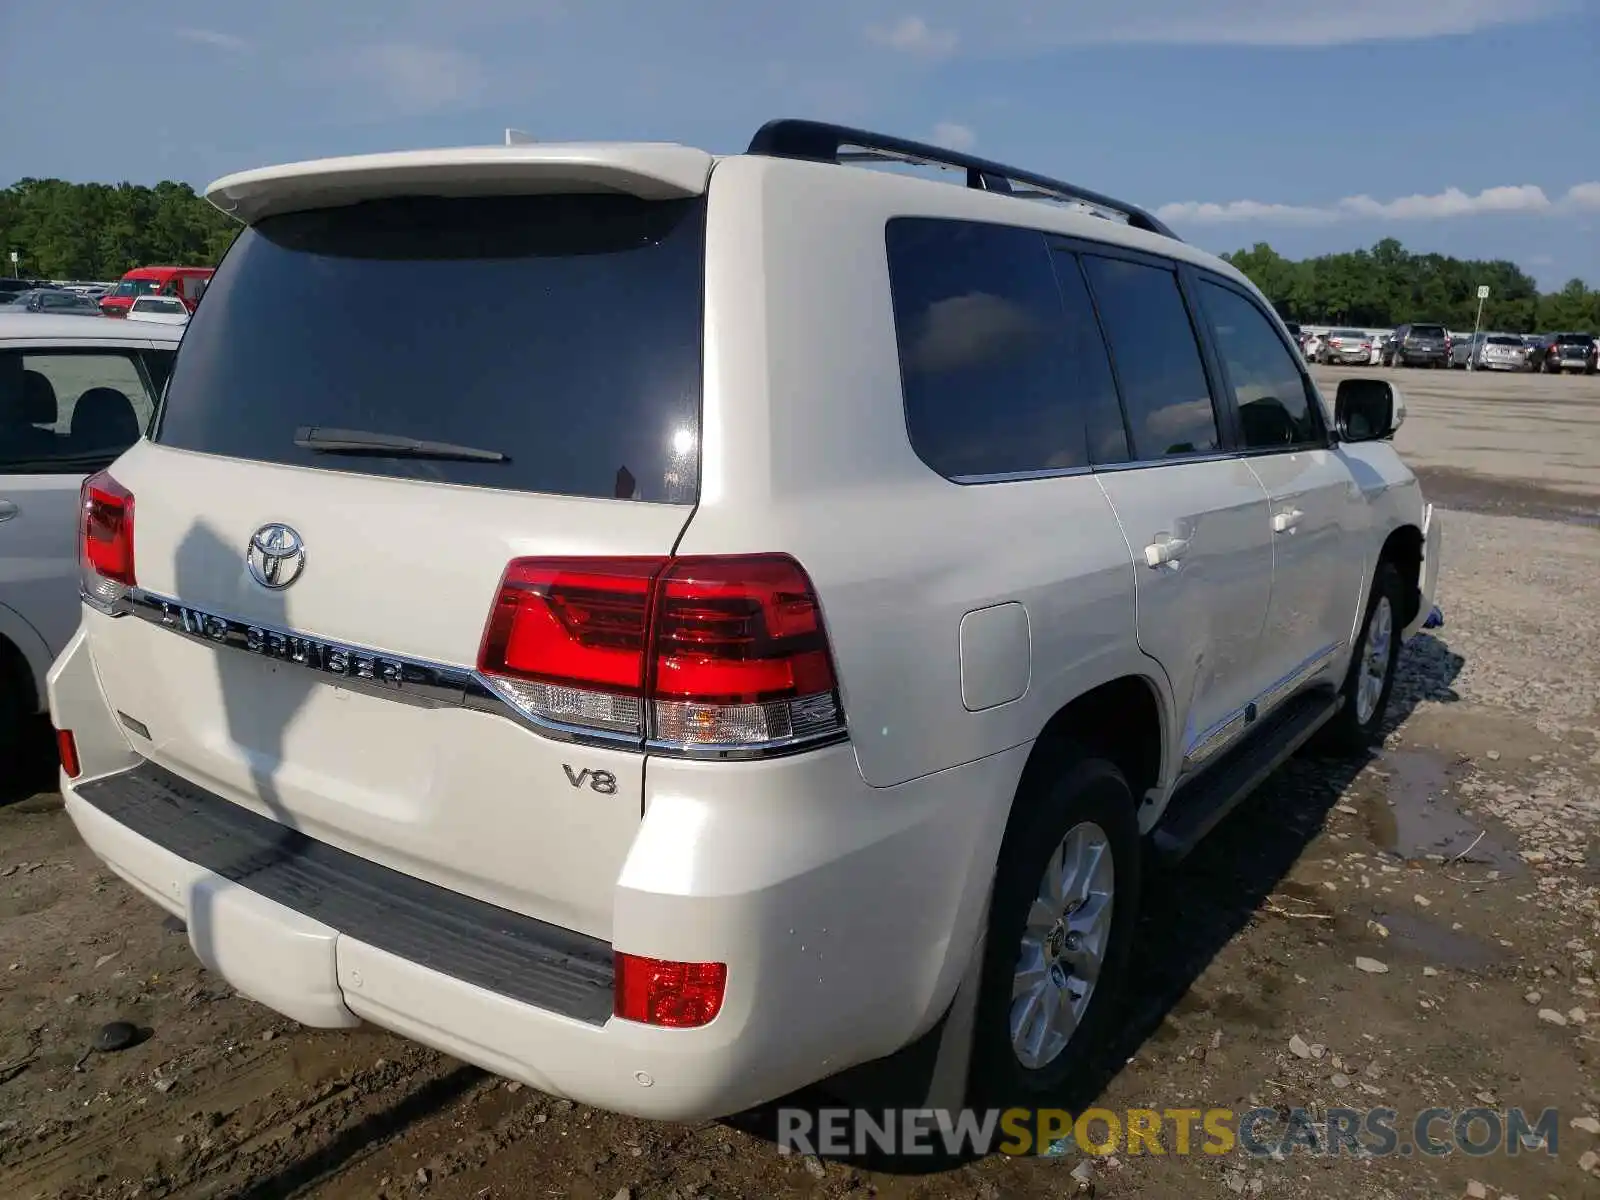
[2,367,1598,1199]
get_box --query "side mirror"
[1335,378,1404,442]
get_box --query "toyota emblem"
[246,523,306,590]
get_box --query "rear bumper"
[48,625,1021,1120]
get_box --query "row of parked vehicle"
[1281,320,1598,374]
[0,265,213,325]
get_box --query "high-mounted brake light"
[477,553,846,756]
[613,953,727,1028]
[79,471,135,611]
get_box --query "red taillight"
[56,730,81,779]
[477,553,844,753]
[653,556,837,702]
[613,953,727,1028]
[79,471,135,608]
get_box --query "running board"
[1152,689,1343,863]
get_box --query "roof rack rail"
[745,118,1179,242]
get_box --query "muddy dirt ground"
[3,367,1598,1199]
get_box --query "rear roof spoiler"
[205,144,715,224]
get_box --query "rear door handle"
[1272,508,1303,534]
[0,500,18,523]
[1143,535,1191,568]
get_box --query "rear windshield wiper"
[293,426,508,463]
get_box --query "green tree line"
[1,178,240,281]
[1223,237,1599,333]
[5,177,1598,334]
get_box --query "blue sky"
[3,1,1597,288]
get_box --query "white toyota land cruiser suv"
[49,120,1440,1120]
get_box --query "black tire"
[1319,562,1405,755]
[968,747,1141,1108]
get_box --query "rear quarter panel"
[679,155,1170,792]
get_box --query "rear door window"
[154,193,706,504]
[0,349,157,472]
[883,218,1125,480]
[1079,254,1221,461]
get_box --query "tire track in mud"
[0,1037,472,1200]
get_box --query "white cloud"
[931,121,975,150]
[867,15,959,58]
[1158,182,1600,226]
[175,28,249,52]
[882,0,1572,48]
[349,43,487,114]
[1565,182,1600,210]
[1337,184,1553,219]
[1156,199,1338,225]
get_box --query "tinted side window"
[1054,253,1132,465]
[142,349,177,394]
[885,219,1121,479]
[1197,280,1322,449]
[1080,255,1220,460]
[0,350,155,472]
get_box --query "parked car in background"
[11,289,104,317]
[98,266,214,318]
[1532,332,1598,374]
[126,296,191,326]
[1317,328,1373,365]
[1384,323,1449,368]
[0,314,181,761]
[0,278,55,299]
[45,121,1441,1123]
[1471,334,1532,372]
[1449,332,1484,368]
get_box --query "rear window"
[1408,324,1445,338]
[1486,336,1522,346]
[1555,334,1593,345]
[155,194,705,503]
[1331,329,1366,339]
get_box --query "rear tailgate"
[81,184,707,940]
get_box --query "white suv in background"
[0,314,179,762]
[49,121,1440,1120]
